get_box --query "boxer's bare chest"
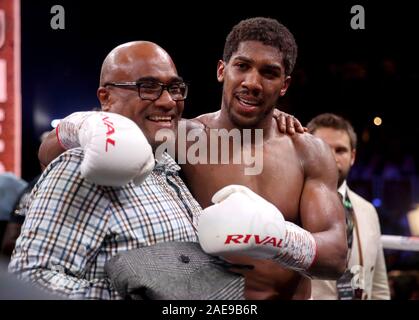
[180,135,310,299]
[180,118,310,299]
[181,133,305,223]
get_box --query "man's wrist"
[273,221,317,276]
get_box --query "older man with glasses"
[9,41,201,299]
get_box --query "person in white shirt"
[307,113,390,300]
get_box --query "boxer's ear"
[279,76,291,96]
[217,60,225,83]
[97,87,110,111]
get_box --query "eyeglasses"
[104,80,188,101]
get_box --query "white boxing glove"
[197,185,317,273]
[56,111,155,186]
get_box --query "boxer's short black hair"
[223,17,298,76]
[307,113,358,150]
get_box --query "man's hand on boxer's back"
[273,109,307,135]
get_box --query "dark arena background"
[1,0,419,300]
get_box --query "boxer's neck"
[217,107,274,141]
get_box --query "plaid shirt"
[9,149,201,299]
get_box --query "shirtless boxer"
[181,17,347,299]
[37,18,346,300]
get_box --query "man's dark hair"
[223,17,298,76]
[307,113,357,150]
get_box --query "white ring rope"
[381,235,419,251]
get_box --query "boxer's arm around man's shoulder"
[38,130,66,170]
[38,111,154,186]
[296,133,348,279]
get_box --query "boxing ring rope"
[381,235,419,251]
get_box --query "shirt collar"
[338,180,348,199]
[153,152,181,175]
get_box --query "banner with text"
[0,0,21,175]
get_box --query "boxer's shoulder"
[289,133,336,173]
[290,132,331,157]
[181,117,205,135]
[191,111,220,130]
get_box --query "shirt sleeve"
[9,150,114,299]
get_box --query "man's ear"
[97,87,110,111]
[279,76,292,96]
[217,60,225,83]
